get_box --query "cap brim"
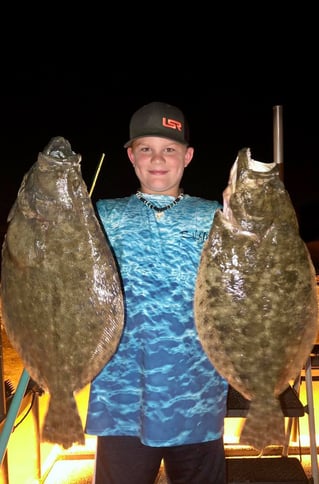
[124,134,188,149]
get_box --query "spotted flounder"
[194,147,318,451]
[1,137,124,448]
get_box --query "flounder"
[0,137,124,448]
[194,147,318,451]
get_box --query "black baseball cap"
[124,101,190,148]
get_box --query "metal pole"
[273,105,284,181]
[305,356,319,483]
[32,390,41,480]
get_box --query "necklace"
[136,191,184,219]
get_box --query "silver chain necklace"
[136,191,184,219]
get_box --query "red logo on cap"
[162,117,183,132]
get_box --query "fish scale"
[194,147,318,452]
[0,137,124,449]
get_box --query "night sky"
[1,66,318,267]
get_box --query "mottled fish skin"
[0,137,124,449]
[194,147,318,452]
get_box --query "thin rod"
[89,153,105,197]
[273,105,284,180]
[305,356,319,483]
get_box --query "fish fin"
[41,393,85,449]
[239,397,285,452]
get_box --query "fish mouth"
[248,157,277,173]
[43,136,75,158]
[41,136,81,166]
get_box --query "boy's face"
[127,137,194,196]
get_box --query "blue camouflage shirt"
[85,193,228,446]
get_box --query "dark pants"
[94,435,226,484]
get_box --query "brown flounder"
[194,147,318,452]
[1,137,124,448]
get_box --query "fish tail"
[239,397,285,451]
[41,393,85,449]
